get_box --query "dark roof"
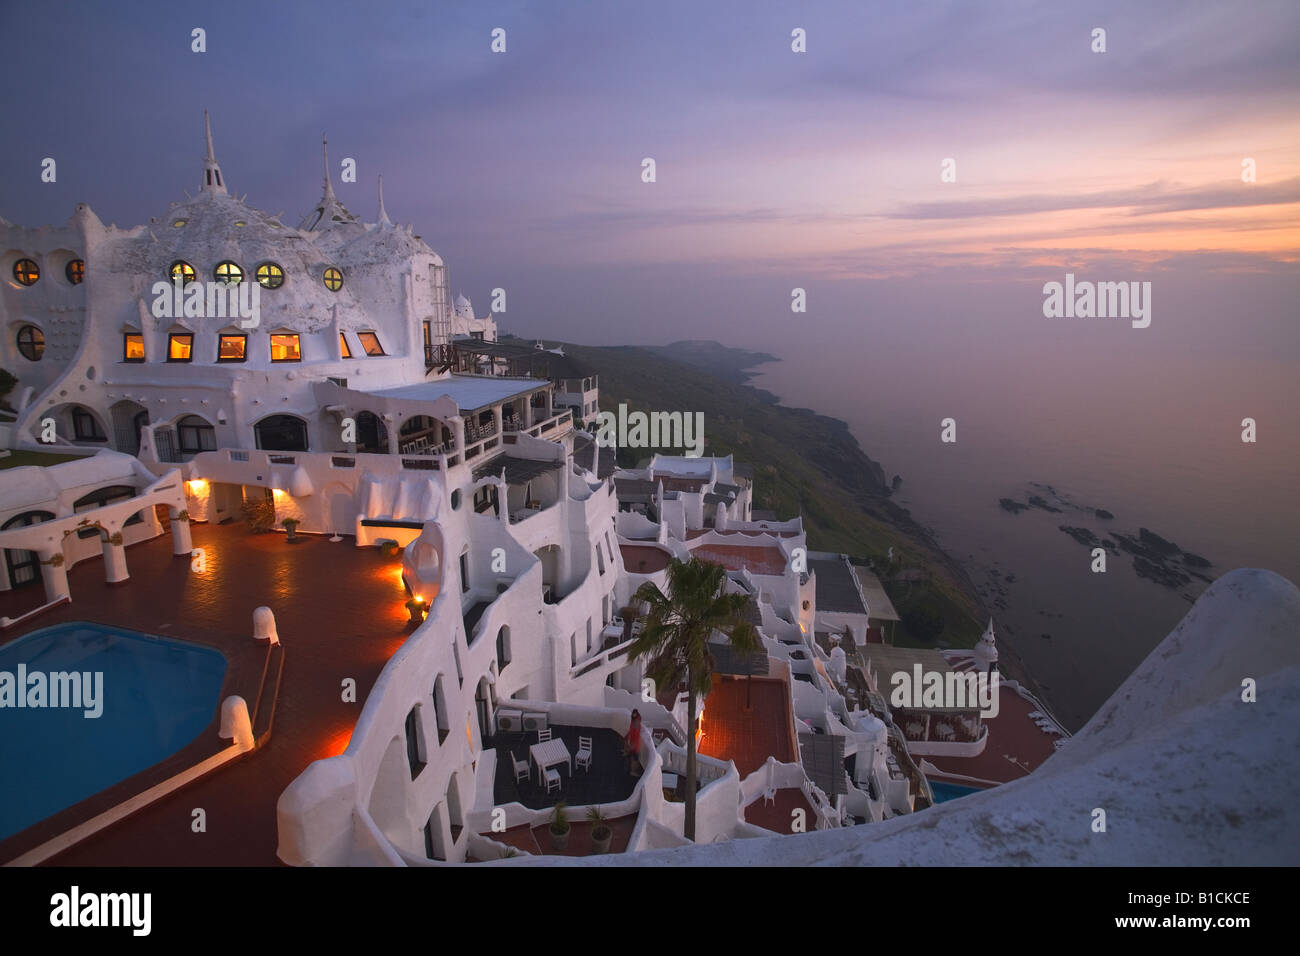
[472,455,562,485]
[571,432,616,479]
[709,641,770,677]
[614,478,657,499]
[454,340,594,381]
[714,482,740,496]
[703,492,734,505]
[809,557,867,615]
[799,733,848,796]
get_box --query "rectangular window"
[217,334,246,362]
[459,551,470,593]
[270,334,301,362]
[339,332,351,358]
[123,333,145,362]
[357,331,385,356]
[167,333,193,362]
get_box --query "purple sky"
[2,0,1296,353]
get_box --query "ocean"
[748,329,1299,731]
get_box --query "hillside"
[559,339,989,651]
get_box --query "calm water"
[751,336,1299,731]
[0,622,227,839]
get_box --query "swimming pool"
[930,780,986,803]
[0,621,227,840]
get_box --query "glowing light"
[187,478,208,493]
[272,488,286,497]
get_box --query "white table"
[529,738,572,786]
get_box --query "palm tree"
[629,556,760,841]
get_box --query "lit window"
[218,334,247,362]
[234,220,247,228]
[214,261,243,284]
[168,333,194,362]
[323,267,343,291]
[169,261,196,285]
[123,333,145,362]
[270,333,301,362]
[256,262,284,289]
[339,332,352,358]
[16,325,44,361]
[357,332,385,356]
[13,258,39,286]
[65,259,85,284]
[172,219,187,228]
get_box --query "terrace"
[0,522,409,866]
[698,675,798,777]
[489,724,640,811]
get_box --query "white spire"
[377,174,391,225]
[201,110,228,196]
[322,134,336,201]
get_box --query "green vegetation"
[564,340,984,649]
[630,556,761,841]
[0,450,89,470]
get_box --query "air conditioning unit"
[495,710,523,734]
[522,712,549,733]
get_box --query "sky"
[1,0,1297,353]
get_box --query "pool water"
[930,781,986,803]
[0,622,227,840]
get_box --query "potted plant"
[380,539,401,558]
[282,517,300,542]
[404,596,427,625]
[587,806,612,855]
[548,801,570,851]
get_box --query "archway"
[254,414,308,452]
[2,510,54,589]
[355,410,389,454]
[176,414,216,457]
[110,400,150,456]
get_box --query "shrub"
[241,497,276,533]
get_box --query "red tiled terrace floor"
[920,662,1062,785]
[744,788,816,835]
[697,675,797,777]
[687,543,787,576]
[0,522,410,866]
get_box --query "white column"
[170,508,193,555]
[102,535,129,584]
[39,549,70,602]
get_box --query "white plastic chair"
[513,753,530,784]
[575,736,593,772]
[545,767,562,794]
[537,727,552,743]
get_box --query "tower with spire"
[973,617,999,675]
[201,110,227,196]
[300,134,358,231]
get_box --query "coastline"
[728,355,1063,723]
[567,338,1065,727]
